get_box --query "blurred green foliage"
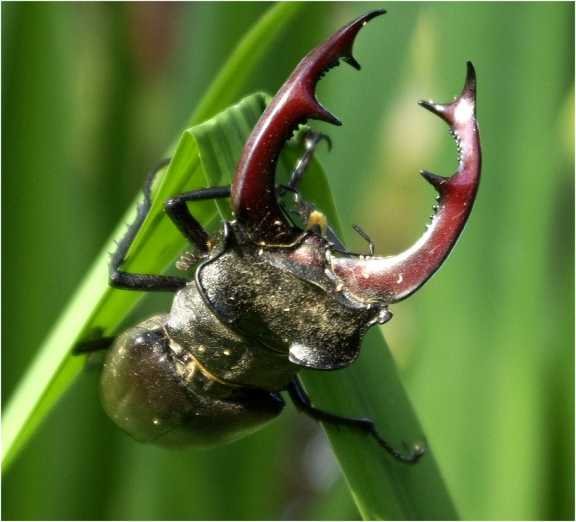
[2,2,573,520]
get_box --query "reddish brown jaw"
[231,11,480,306]
[231,9,386,242]
[329,63,481,304]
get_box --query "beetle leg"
[287,130,332,193]
[287,379,425,464]
[351,224,375,257]
[276,131,347,250]
[110,159,188,292]
[74,336,115,354]
[74,326,114,356]
[279,132,379,256]
[280,131,331,223]
[165,186,230,253]
[277,131,330,217]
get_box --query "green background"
[2,2,573,520]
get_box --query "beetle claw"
[303,130,332,153]
[231,14,480,307]
[329,62,481,304]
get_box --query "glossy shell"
[101,315,284,447]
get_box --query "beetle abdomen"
[101,315,284,447]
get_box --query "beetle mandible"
[78,10,481,463]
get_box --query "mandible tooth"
[420,169,449,191]
[343,54,361,70]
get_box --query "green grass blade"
[1,2,307,472]
[301,333,457,520]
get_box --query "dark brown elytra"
[79,10,481,463]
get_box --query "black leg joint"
[108,159,189,292]
[74,336,116,355]
[165,197,211,253]
[164,186,231,252]
[109,271,187,292]
[287,379,425,464]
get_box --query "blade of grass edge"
[1,2,307,472]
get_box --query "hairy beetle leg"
[287,378,425,464]
[110,159,188,292]
[111,165,233,292]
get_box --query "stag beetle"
[78,10,481,463]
